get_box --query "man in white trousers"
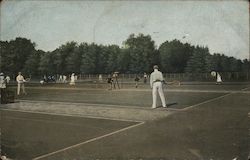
[16,72,26,95]
[150,65,167,109]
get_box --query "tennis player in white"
[150,65,166,109]
[16,72,27,95]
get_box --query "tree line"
[0,34,249,77]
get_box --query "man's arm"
[16,76,19,82]
[150,73,153,88]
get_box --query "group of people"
[134,72,148,88]
[107,72,120,90]
[0,67,223,109]
[40,73,77,85]
[58,75,68,83]
[0,72,25,104]
[58,74,77,84]
[105,66,167,109]
[0,72,28,97]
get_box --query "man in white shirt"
[150,65,166,109]
[16,72,26,95]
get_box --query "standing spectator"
[16,72,26,95]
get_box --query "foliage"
[159,40,193,73]
[0,36,249,77]
[123,33,157,73]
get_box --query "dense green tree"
[52,41,78,74]
[64,42,81,74]
[185,46,210,73]
[117,49,131,73]
[159,40,193,73]
[23,50,44,76]
[0,38,36,75]
[105,45,120,73]
[39,51,57,75]
[80,43,97,74]
[228,57,242,72]
[95,45,108,74]
[1,36,249,77]
[124,33,156,73]
[242,59,250,72]
[0,41,12,74]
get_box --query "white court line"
[17,99,149,110]
[21,86,250,93]
[181,86,250,111]
[180,94,231,111]
[0,109,144,159]
[1,108,142,123]
[2,115,87,127]
[32,121,144,160]
[241,87,250,91]
[5,86,250,159]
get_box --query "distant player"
[63,75,67,83]
[69,73,76,85]
[143,72,147,84]
[216,72,222,84]
[99,74,103,82]
[150,65,166,109]
[59,75,63,82]
[112,72,120,89]
[16,72,27,95]
[134,75,140,88]
[107,74,113,90]
[5,75,10,84]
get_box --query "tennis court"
[0,83,250,159]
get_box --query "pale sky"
[0,0,249,59]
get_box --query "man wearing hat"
[150,65,167,109]
[16,72,27,95]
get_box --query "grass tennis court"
[8,83,250,109]
[1,83,250,159]
[0,110,139,160]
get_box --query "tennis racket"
[25,78,31,82]
[167,80,181,86]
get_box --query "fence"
[7,72,249,83]
[78,72,250,82]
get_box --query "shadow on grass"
[156,102,178,108]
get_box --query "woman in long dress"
[216,72,222,84]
